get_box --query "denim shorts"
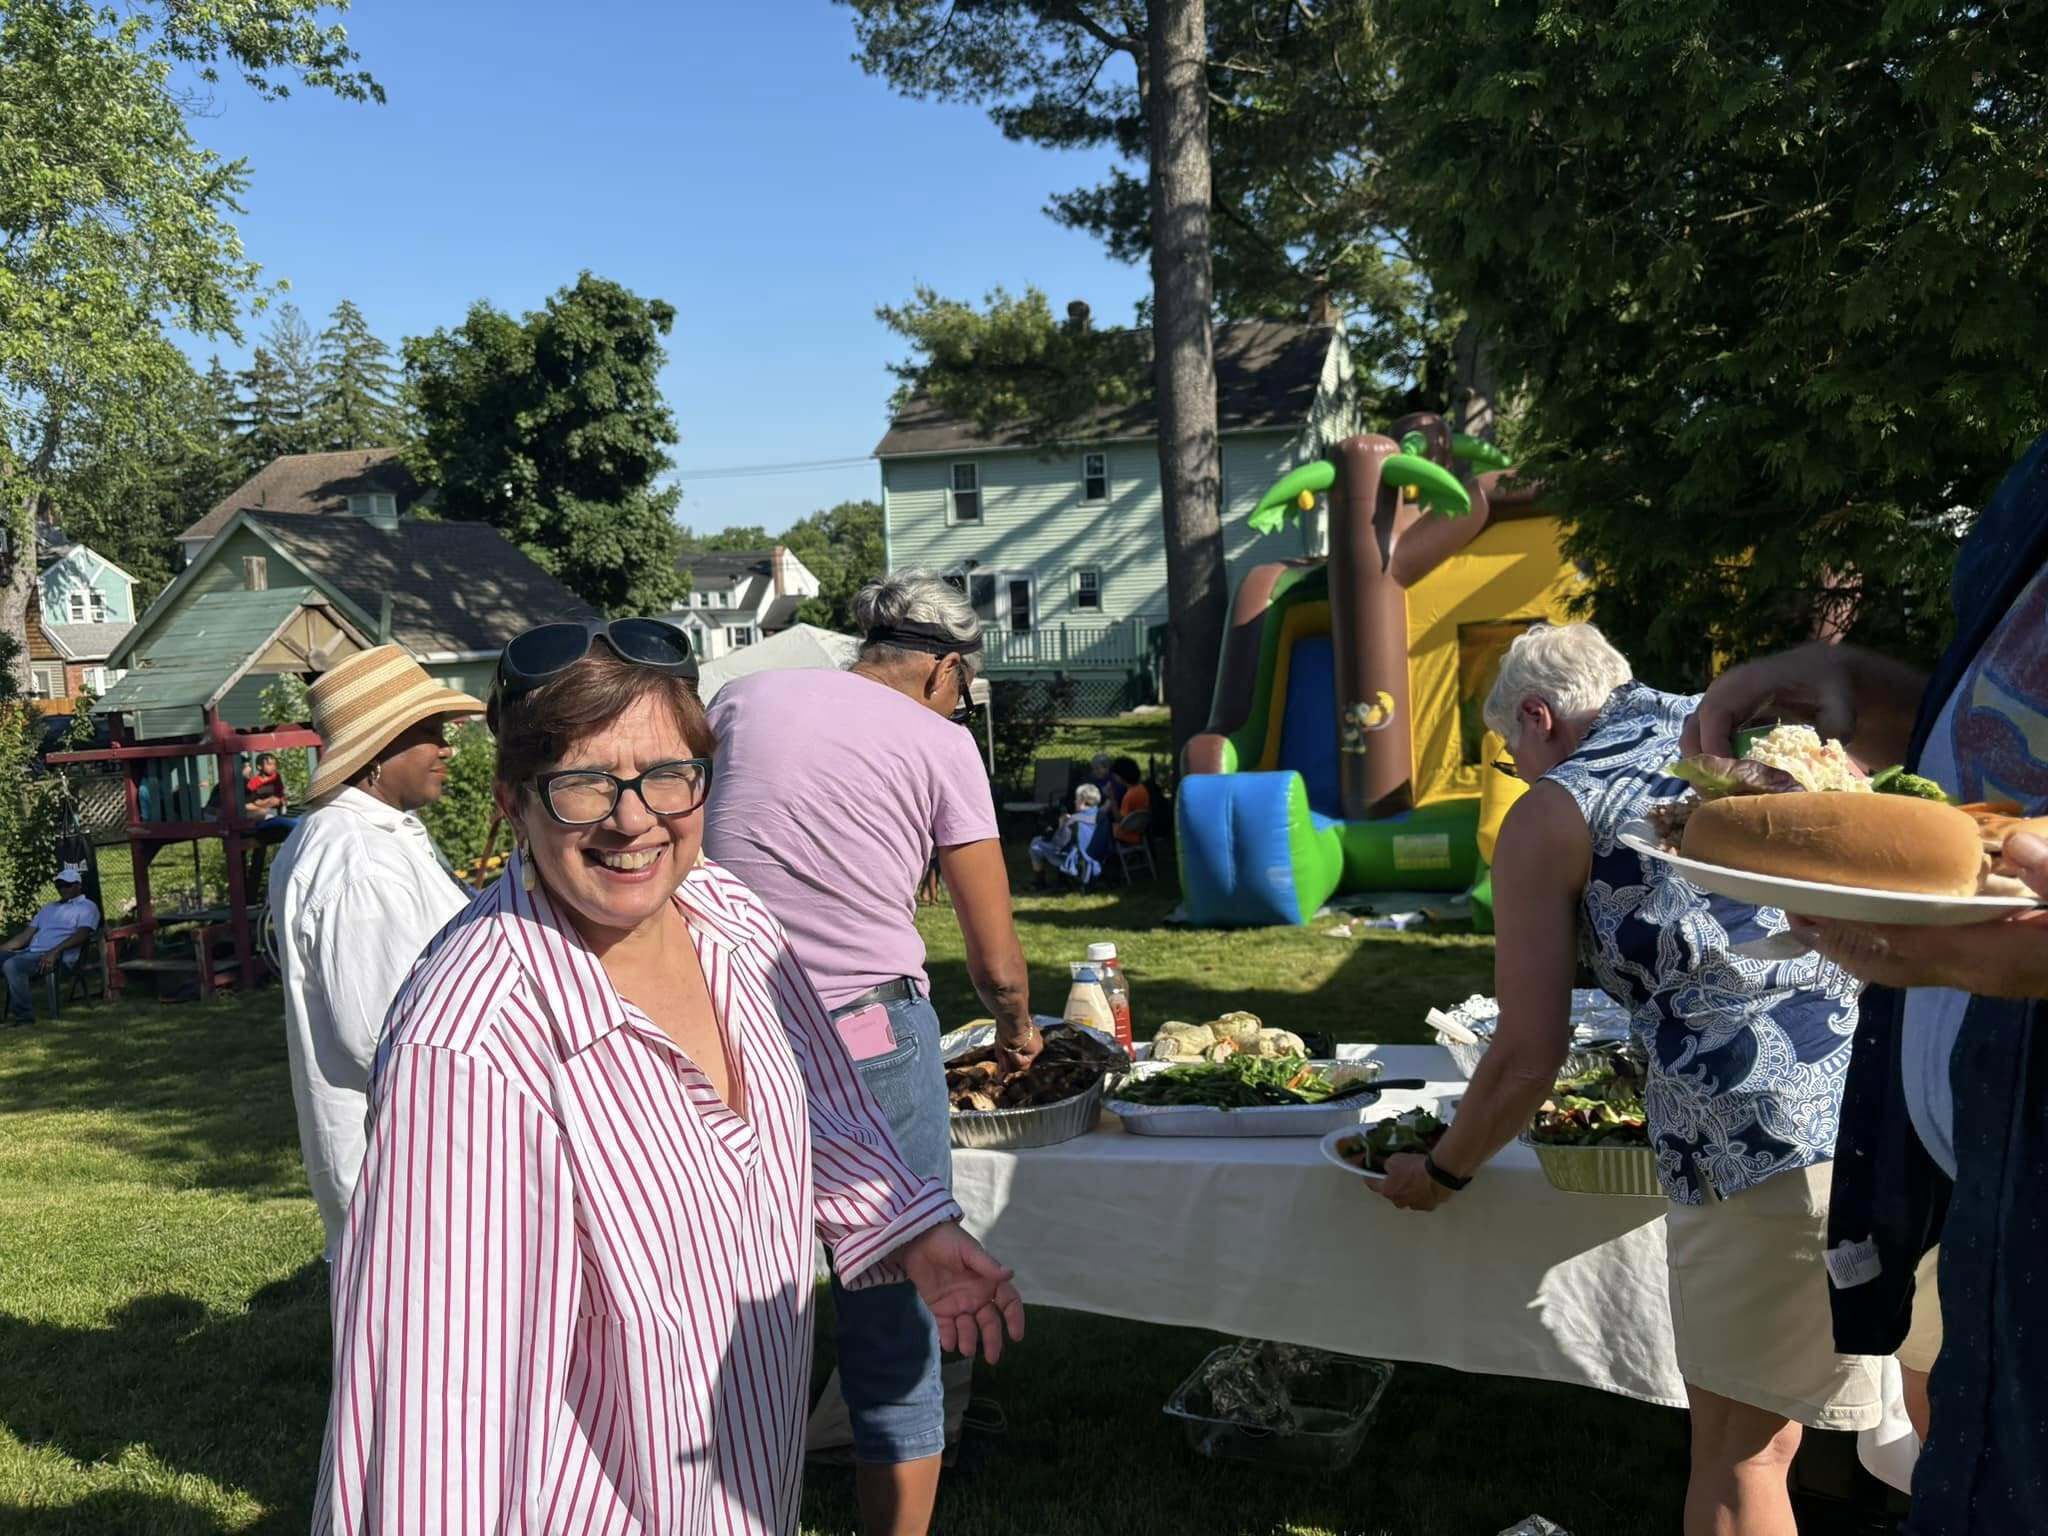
[830,991,952,1465]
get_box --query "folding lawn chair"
[1115,809,1158,883]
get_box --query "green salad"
[1529,1063,1650,1147]
[1337,1108,1447,1173]
[1111,1054,1372,1109]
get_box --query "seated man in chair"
[1,861,99,1026]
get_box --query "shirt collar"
[497,847,745,1057]
[327,784,424,833]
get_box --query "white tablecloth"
[953,1043,1690,1405]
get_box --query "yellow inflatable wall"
[1404,515,1585,810]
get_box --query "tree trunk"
[1,413,62,699]
[1146,0,1227,755]
[1451,319,1502,443]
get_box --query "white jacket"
[270,787,471,1256]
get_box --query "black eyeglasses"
[1491,758,1520,779]
[535,759,714,827]
[491,619,699,720]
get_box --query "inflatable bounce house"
[1176,412,1581,928]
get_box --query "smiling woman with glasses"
[314,620,1025,1535]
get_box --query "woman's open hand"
[898,1223,1026,1365]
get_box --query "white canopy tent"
[694,624,994,771]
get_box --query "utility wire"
[673,454,874,482]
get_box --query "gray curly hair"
[853,569,984,680]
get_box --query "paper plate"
[1319,1126,1387,1182]
[1617,822,2042,928]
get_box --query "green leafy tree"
[404,272,687,615]
[312,298,404,450]
[679,525,776,554]
[877,287,1146,444]
[1379,0,2048,679]
[2,1,374,708]
[49,343,241,606]
[844,0,1228,750]
[781,500,885,633]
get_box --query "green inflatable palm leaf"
[1451,433,1514,474]
[1381,453,1472,517]
[1249,460,1337,534]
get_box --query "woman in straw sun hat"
[267,644,484,1259]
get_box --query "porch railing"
[979,617,1152,671]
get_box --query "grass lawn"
[0,875,1718,1536]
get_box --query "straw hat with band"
[308,645,485,802]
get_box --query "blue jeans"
[4,952,44,1022]
[831,992,951,1465]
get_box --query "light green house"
[100,504,597,740]
[874,319,1358,700]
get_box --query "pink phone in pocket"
[834,1003,897,1063]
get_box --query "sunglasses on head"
[490,619,699,721]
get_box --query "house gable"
[38,544,138,626]
[875,326,1352,638]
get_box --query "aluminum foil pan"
[1517,1133,1663,1198]
[1106,1060,1390,1138]
[1434,991,1636,1081]
[948,1081,1107,1150]
[943,1017,1123,1152]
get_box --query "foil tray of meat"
[942,1020,1128,1151]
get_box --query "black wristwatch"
[1424,1154,1472,1193]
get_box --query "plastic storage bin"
[1162,1345,1394,1472]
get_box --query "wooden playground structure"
[50,713,320,999]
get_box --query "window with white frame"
[82,667,106,694]
[717,589,731,608]
[727,625,755,648]
[1074,568,1103,611]
[1082,452,1108,503]
[30,664,62,699]
[91,590,106,621]
[950,463,982,524]
[67,591,85,622]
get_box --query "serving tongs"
[1326,1075,1429,1103]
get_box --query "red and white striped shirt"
[313,854,960,1535]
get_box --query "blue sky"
[179,0,1152,535]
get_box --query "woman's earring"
[366,761,383,789]
[519,843,537,893]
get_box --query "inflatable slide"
[1177,413,1579,927]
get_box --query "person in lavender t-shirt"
[704,569,1033,1536]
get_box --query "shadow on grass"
[0,989,302,1196]
[0,1492,241,1535]
[0,1262,329,1535]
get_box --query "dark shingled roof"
[250,512,597,655]
[678,549,774,587]
[180,449,421,546]
[873,320,1337,458]
[761,593,805,632]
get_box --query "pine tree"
[311,298,403,449]
[232,346,294,477]
[263,302,321,453]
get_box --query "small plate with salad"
[1320,1109,1449,1182]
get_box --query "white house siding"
[880,431,1319,635]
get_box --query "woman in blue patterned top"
[1373,623,1879,1536]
